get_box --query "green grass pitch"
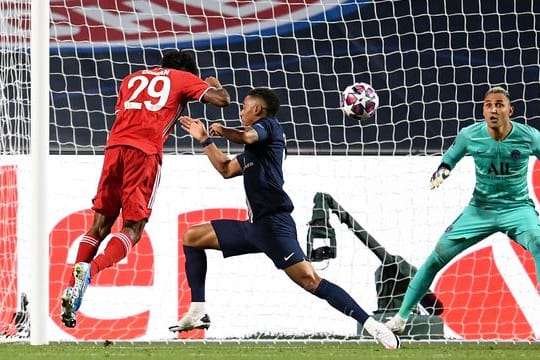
[0,341,538,359]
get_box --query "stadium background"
[49,0,540,156]
[2,0,540,343]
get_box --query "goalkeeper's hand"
[429,163,451,189]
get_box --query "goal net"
[1,0,31,340]
[3,0,540,342]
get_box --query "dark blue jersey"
[236,117,294,221]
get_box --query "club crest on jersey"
[511,150,521,160]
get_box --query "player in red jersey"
[60,49,230,328]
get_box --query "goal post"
[2,0,539,343]
[1,0,48,344]
[30,0,50,345]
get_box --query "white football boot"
[384,314,407,334]
[169,312,211,333]
[363,317,401,350]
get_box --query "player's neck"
[489,122,512,141]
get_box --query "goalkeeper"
[173,87,400,350]
[386,86,540,334]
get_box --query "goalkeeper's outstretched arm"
[429,163,451,189]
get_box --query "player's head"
[240,87,280,126]
[240,87,280,125]
[161,49,197,75]
[485,86,511,103]
[483,86,514,127]
[248,88,280,117]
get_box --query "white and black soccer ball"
[340,82,379,121]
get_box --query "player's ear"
[509,104,514,116]
[254,102,264,116]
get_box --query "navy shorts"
[211,212,307,269]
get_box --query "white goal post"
[30,0,50,345]
[1,0,49,345]
[1,0,539,343]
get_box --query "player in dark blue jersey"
[386,86,540,334]
[171,87,400,349]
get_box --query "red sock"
[90,232,132,278]
[69,233,100,286]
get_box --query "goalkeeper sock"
[183,245,207,302]
[90,232,132,278]
[522,234,540,288]
[314,279,369,324]
[69,233,100,286]
[397,251,445,319]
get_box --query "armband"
[200,138,214,147]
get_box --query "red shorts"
[92,146,161,221]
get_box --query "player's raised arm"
[202,76,230,107]
[209,123,259,145]
[179,116,242,178]
[429,127,469,189]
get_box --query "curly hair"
[161,49,198,75]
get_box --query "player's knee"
[425,251,447,272]
[297,272,321,293]
[89,224,111,240]
[183,225,218,249]
[526,235,540,258]
[182,227,198,247]
[122,220,146,245]
[302,278,320,293]
[89,212,117,239]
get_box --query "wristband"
[200,138,214,147]
[439,162,451,171]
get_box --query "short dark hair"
[485,86,511,102]
[247,87,280,117]
[161,49,197,75]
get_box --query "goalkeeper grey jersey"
[442,121,540,210]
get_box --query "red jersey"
[107,67,211,155]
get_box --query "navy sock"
[183,245,207,302]
[314,278,369,324]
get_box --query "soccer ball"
[340,82,379,121]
